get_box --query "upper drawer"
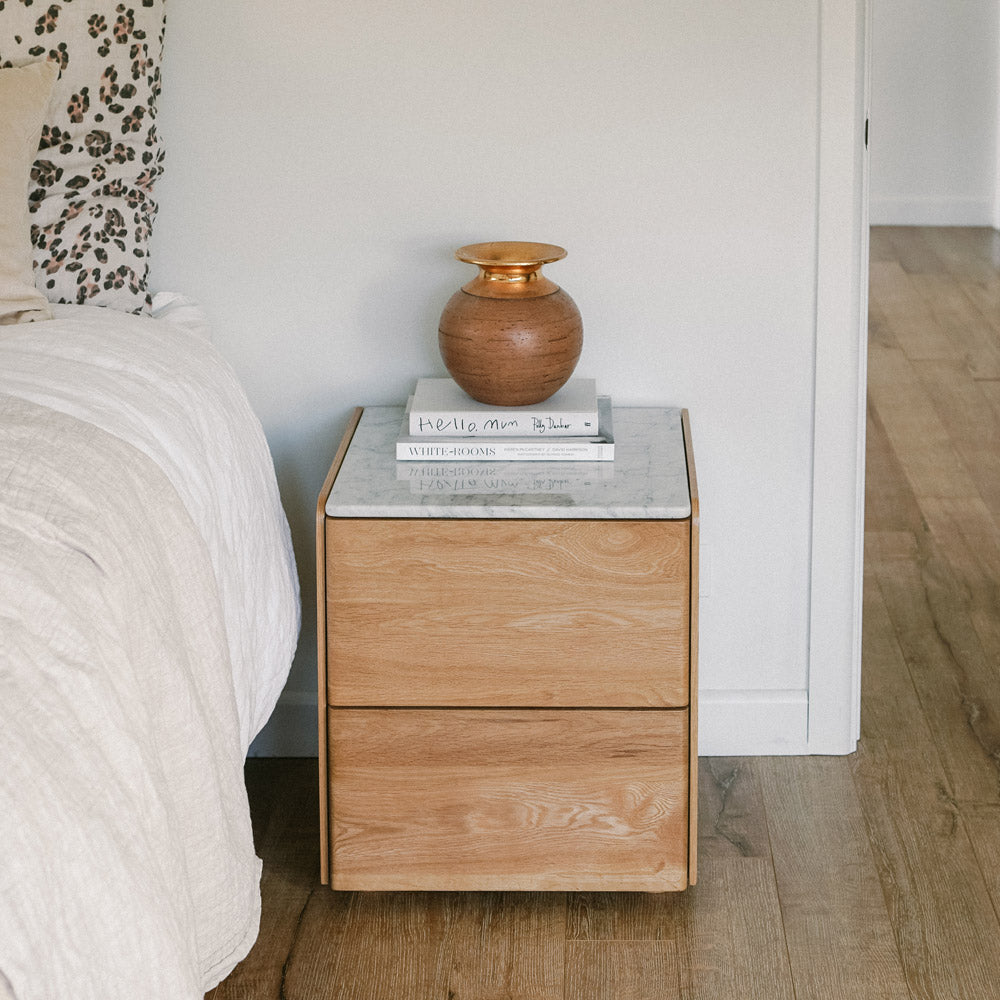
[325,517,691,708]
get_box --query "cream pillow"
[0,61,56,325]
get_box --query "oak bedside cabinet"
[315,405,698,892]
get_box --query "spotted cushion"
[0,1,166,313]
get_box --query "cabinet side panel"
[329,708,689,892]
[682,408,699,885]
[315,407,363,885]
[326,518,690,708]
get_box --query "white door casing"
[807,0,870,753]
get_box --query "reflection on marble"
[325,406,692,519]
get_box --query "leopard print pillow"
[0,1,165,313]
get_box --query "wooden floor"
[209,226,1000,999]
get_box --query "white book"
[397,397,614,461]
[396,461,614,495]
[408,376,600,437]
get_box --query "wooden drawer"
[325,518,690,708]
[327,707,690,892]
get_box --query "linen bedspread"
[0,304,299,999]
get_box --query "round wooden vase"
[438,242,583,406]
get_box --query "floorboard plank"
[851,739,1000,1000]
[564,941,679,1000]
[909,274,1000,378]
[922,226,1000,283]
[696,758,770,861]
[756,755,911,1000]
[675,859,794,1000]
[863,402,924,535]
[962,804,1000,920]
[867,341,978,502]
[913,359,1000,514]
[445,892,567,1000]
[857,580,1000,998]
[919,497,1000,704]
[566,892,681,943]
[881,225,948,274]
[280,889,355,999]
[871,527,1000,803]
[868,226,896,262]
[286,892,459,1000]
[958,277,1000,334]
[870,261,957,361]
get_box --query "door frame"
[807,0,871,753]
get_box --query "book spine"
[396,439,614,461]
[408,410,599,437]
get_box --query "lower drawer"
[327,707,691,892]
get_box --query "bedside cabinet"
[316,406,698,892]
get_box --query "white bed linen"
[0,304,299,998]
[0,302,299,750]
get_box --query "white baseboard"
[250,688,819,759]
[869,196,996,227]
[698,689,810,756]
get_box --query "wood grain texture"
[861,223,1000,997]
[851,737,1000,999]
[695,758,770,861]
[868,521,1000,802]
[920,497,1000,700]
[326,517,691,708]
[213,762,792,1000]
[565,863,795,999]
[284,890,569,1000]
[869,260,957,361]
[863,401,924,535]
[315,407,363,885]
[564,941,678,1000]
[963,803,1000,922]
[567,890,683,943]
[328,708,690,892]
[867,338,979,501]
[438,285,583,407]
[562,759,766,946]
[288,892,455,1000]
[674,860,795,1000]
[854,580,1000,999]
[443,892,567,1000]
[914,355,1000,511]
[757,755,912,1000]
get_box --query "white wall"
[870,0,999,226]
[152,1,864,756]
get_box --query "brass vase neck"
[456,241,566,299]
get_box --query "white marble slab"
[325,406,692,519]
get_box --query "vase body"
[438,242,583,406]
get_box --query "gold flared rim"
[455,242,567,268]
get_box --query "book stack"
[396,377,614,461]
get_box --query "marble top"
[325,406,691,519]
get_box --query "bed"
[1,5,300,998]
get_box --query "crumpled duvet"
[0,303,299,999]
